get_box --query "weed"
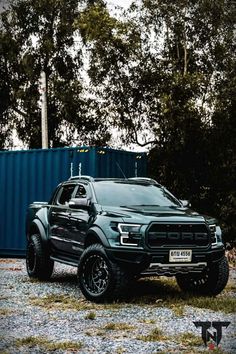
[141,318,156,324]
[103,322,135,331]
[84,311,96,320]
[128,277,236,313]
[29,294,123,311]
[175,332,202,346]
[137,327,167,342]
[15,336,82,351]
[225,281,236,292]
[169,304,185,316]
[0,308,12,316]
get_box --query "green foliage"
[84,311,96,320]
[0,0,109,149]
[81,0,235,240]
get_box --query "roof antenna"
[116,162,127,179]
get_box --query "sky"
[0,0,134,13]
[107,0,133,9]
[0,0,9,13]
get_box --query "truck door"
[48,184,77,254]
[67,184,91,255]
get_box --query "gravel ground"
[0,258,235,354]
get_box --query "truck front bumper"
[105,246,225,276]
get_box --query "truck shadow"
[51,272,184,303]
[124,277,184,303]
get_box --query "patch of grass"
[175,332,202,346]
[84,311,96,320]
[0,308,12,316]
[141,318,156,324]
[103,322,135,331]
[15,336,82,351]
[137,327,167,342]
[200,349,227,354]
[29,294,123,311]
[187,296,236,313]
[27,278,41,283]
[128,277,236,313]
[225,280,236,292]
[0,308,13,316]
[169,304,185,316]
[85,329,105,337]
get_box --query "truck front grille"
[146,223,210,248]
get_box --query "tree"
[81,0,235,240]
[0,0,110,149]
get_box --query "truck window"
[57,185,76,205]
[75,185,87,198]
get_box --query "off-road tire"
[78,243,129,302]
[26,234,54,280]
[176,256,229,296]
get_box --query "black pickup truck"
[26,176,229,302]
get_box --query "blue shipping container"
[0,146,147,256]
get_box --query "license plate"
[169,249,192,262]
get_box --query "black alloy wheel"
[78,243,129,302]
[82,254,110,295]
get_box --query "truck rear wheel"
[26,234,54,280]
[78,243,129,302]
[176,256,229,296]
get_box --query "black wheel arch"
[85,227,110,248]
[27,219,48,245]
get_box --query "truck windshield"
[93,182,181,207]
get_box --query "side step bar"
[50,256,78,267]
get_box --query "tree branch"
[12,107,27,118]
[133,129,158,147]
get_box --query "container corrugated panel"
[0,147,147,256]
[93,148,147,178]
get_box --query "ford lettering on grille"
[147,224,210,247]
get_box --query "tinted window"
[75,185,87,198]
[57,185,76,205]
[93,182,181,207]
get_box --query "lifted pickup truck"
[26,176,229,302]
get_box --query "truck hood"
[100,205,214,224]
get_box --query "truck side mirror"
[180,200,191,208]
[69,198,90,210]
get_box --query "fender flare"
[85,226,110,248]
[27,219,48,245]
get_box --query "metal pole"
[40,71,48,149]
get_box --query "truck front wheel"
[26,234,54,280]
[78,243,129,302]
[176,256,229,296]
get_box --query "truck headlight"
[209,224,222,245]
[118,223,142,246]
